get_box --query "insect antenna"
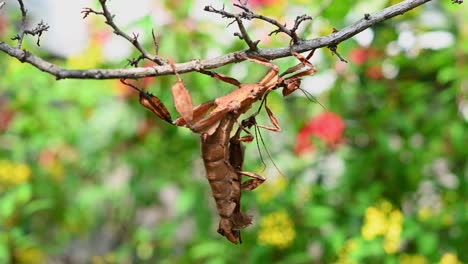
[241,95,285,177]
[254,118,285,177]
[120,78,144,93]
[297,87,327,110]
[239,116,267,171]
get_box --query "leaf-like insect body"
[171,79,194,123]
[139,92,172,123]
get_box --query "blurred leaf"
[417,233,438,256]
[304,205,335,227]
[437,67,457,83]
[176,189,195,216]
[189,241,224,260]
[22,199,53,216]
[0,233,9,264]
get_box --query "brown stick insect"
[121,50,317,244]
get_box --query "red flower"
[366,66,383,80]
[293,129,314,155]
[0,99,14,132]
[349,48,367,65]
[349,47,382,66]
[0,16,7,36]
[294,112,345,155]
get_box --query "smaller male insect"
[122,50,317,243]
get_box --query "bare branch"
[234,17,260,51]
[207,4,302,43]
[13,0,28,48]
[82,0,166,65]
[0,0,433,80]
[291,15,313,36]
[328,45,348,63]
[328,28,348,63]
[151,29,161,56]
[11,0,49,48]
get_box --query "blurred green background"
[0,0,467,263]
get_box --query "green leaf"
[189,241,224,259]
[437,67,457,83]
[304,205,335,227]
[176,189,195,216]
[417,233,438,255]
[0,233,10,264]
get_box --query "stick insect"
[122,50,316,243]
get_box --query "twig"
[203,3,259,50]
[291,15,313,36]
[13,0,27,48]
[328,45,348,63]
[206,3,311,44]
[234,17,260,51]
[81,0,166,65]
[1,0,433,80]
[328,28,348,63]
[11,0,49,48]
[151,29,161,56]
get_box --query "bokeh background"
[0,0,467,263]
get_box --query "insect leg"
[198,69,241,87]
[239,171,266,191]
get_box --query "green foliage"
[1,1,467,263]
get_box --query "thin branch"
[11,0,49,48]
[329,44,348,63]
[151,29,161,56]
[13,0,27,48]
[1,0,433,80]
[81,0,166,65]
[328,28,348,63]
[203,2,259,50]
[291,15,313,36]
[234,17,260,51]
[207,4,306,43]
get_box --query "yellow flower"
[439,253,462,264]
[335,239,360,264]
[0,160,32,190]
[383,237,400,254]
[45,161,65,182]
[13,247,45,264]
[361,200,404,254]
[67,39,103,69]
[399,254,428,264]
[380,200,393,214]
[361,206,387,239]
[12,163,31,185]
[258,210,295,248]
[417,206,433,221]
